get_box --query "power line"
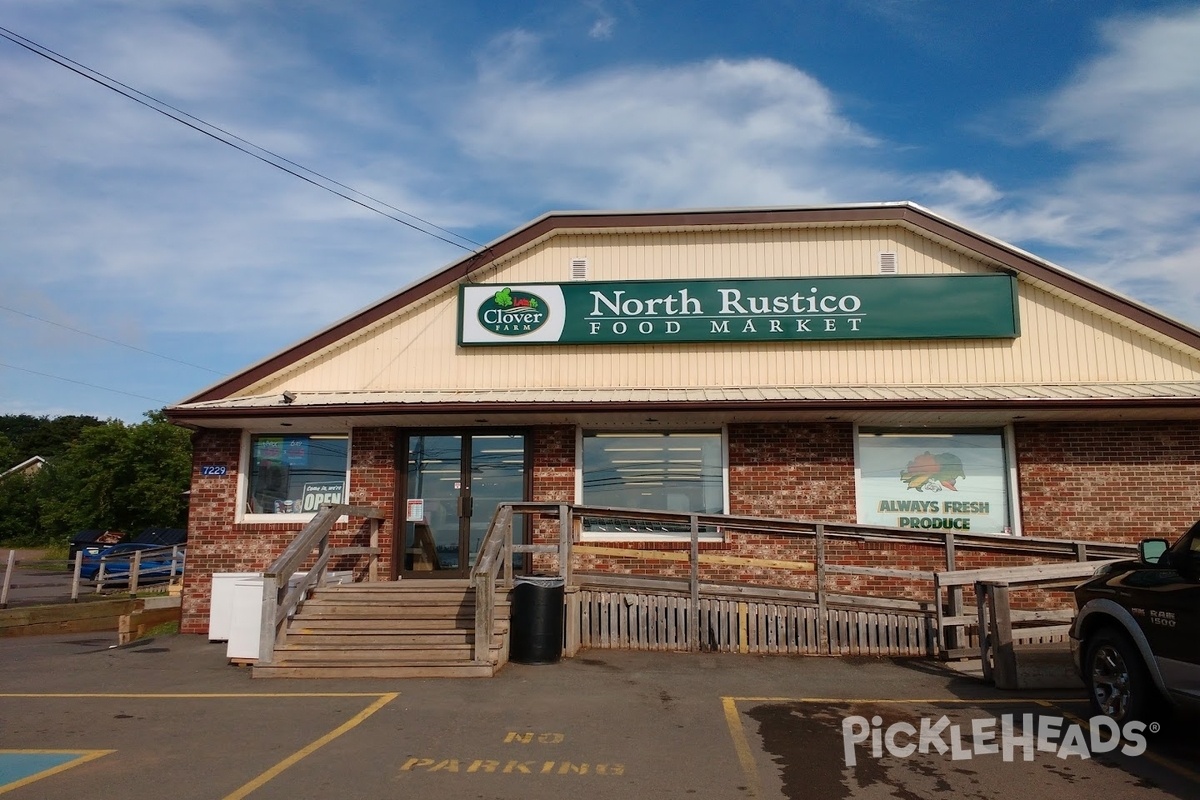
[0,25,487,254]
[0,304,223,374]
[0,361,169,404]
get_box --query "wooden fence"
[573,584,934,656]
[479,503,1136,663]
[968,562,1117,688]
[2,548,185,609]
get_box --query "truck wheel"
[1084,627,1155,723]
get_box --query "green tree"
[0,432,43,543]
[0,414,104,462]
[0,433,17,471]
[0,472,41,543]
[118,412,193,530]
[32,413,192,543]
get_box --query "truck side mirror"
[1138,538,1170,565]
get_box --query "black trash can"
[510,575,565,664]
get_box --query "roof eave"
[166,394,1200,426]
[179,203,1200,405]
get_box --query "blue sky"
[2,1,1199,424]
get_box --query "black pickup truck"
[1070,520,1200,723]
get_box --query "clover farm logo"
[477,287,549,336]
[900,451,966,492]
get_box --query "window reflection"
[247,434,349,514]
[582,431,724,539]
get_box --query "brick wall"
[553,422,861,584]
[1016,421,1200,542]
[531,425,575,502]
[181,429,239,633]
[180,428,395,634]
[348,428,396,572]
[530,426,575,570]
[728,422,857,521]
[181,419,1200,632]
[531,420,1200,607]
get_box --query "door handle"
[458,495,473,518]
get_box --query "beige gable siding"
[236,225,1200,397]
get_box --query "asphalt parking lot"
[1,632,1197,799]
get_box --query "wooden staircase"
[252,580,510,679]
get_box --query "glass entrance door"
[400,432,527,578]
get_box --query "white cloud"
[911,171,1003,216]
[99,18,245,99]
[5,1,1200,424]
[589,11,616,41]
[1039,10,1200,158]
[920,6,1200,328]
[458,48,878,208]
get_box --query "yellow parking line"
[0,750,114,796]
[1,692,401,798]
[722,695,1090,795]
[0,692,389,699]
[721,697,761,799]
[222,692,399,800]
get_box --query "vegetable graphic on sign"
[493,287,538,309]
[478,288,548,336]
[900,451,966,492]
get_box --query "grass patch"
[6,542,72,571]
[143,620,180,637]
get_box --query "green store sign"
[458,274,1018,346]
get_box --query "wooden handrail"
[558,503,1137,559]
[471,505,513,663]
[973,573,1089,689]
[459,502,1140,665]
[257,503,385,665]
[470,503,1136,661]
[934,559,1120,662]
[93,544,186,594]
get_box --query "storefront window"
[856,428,1014,534]
[580,431,725,539]
[245,434,349,515]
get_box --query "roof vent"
[570,258,589,281]
[878,252,898,274]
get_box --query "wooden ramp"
[253,581,509,679]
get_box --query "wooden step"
[310,580,482,595]
[312,587,484,599]
[299,597,509,609]
[273,644,479,662]
[287,630,471,643]
[257,578,512,679]
[284,630,505,646]
[291,623,506,633]
[293,604,471,619]
[253,660,498,679]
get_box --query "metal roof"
[174,381,1200,412]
